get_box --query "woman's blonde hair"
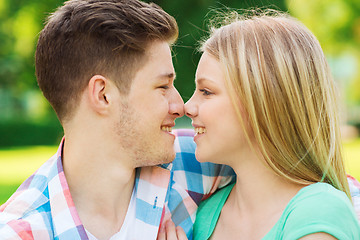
[202,10,350,199]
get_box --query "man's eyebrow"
[158,72,176,82]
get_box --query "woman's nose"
[184,95,197,119]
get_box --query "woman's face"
[185,52,249,164]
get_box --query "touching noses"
[169,87,185,118]
[185,95,197,119]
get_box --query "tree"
[0,0,64,92]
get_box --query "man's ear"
[87,75,112,115]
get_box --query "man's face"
[114,41,184,168]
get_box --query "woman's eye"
[199,89,212,96]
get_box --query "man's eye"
[199,89,212,96]
[159,85,169,89]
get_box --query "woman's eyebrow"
[196,77,216,85]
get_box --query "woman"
[184,11,360,239]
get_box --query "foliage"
[287,0,360,107]
[0,0,64,92]
[0,120,63,147]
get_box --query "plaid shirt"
[1,129,360,239]
[0,129,234,240]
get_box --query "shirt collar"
[48,138,88,239]
[159,162,173,171]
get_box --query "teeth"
[195,127,206,134]
[161,126,172,132]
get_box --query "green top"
[193,182,360,240]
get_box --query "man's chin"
[134,151,176,168]
[156,151,176,166]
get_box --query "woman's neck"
[227,146,305,215]
[212,153,305,239]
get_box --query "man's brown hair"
[35,0,178,121]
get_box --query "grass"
[0,139,359,205]
[0,146,57,205]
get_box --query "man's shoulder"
[0,209,53,240]
[0,186,53,240]
[0,184,51,219]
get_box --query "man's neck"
[62,136,136,240]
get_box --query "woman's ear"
[87,75,111,115]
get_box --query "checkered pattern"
[0,129,235,239]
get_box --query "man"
[0,0,233,239]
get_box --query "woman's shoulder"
[287,182,355,217]
[280,182,360,239]
[292,182,351,204]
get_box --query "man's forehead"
[131,41,175,82]
[145,40,171,55]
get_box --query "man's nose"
[169,87,184,118]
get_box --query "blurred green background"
[0,0,359,204]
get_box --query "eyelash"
[159,85,169,90]
[199,89,212,96]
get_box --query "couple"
[0,0,359,239]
